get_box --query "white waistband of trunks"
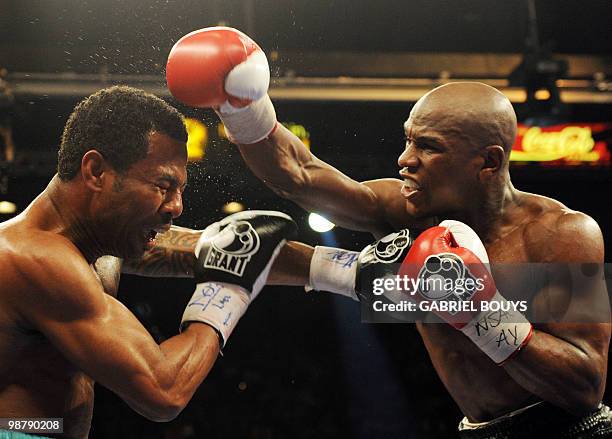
[458,401,544,431]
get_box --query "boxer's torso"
[413,192,579,422]
[0,216,122,439]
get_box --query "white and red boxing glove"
[308,221,533,364]
[166,27,277,144]
[400,220,533,364]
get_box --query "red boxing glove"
[166,27,277,144]
[167,27,264,108]
[399,223,497,327]
[400,220,533,364]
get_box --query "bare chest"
[485,226,543,302]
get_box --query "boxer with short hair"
[166,28,612,437]
[0,86,297,438]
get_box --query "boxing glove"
[402,220,533,364]
[166,27,277,144]
[181,210,297,347]
[309,221,533,364]
[308,228,422,306]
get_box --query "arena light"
[0,201,17,214]
[308,213,335,233]
[534,89,551,100]
[184,118,208,161]
[223,201,245,214]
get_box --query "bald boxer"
[0,86,297,439]
[166,28,612,437]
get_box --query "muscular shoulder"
[3,231,103,319]
[8,230,82,271]
[521,195,603,263]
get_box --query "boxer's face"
[398,100,484,218]
[98,132,188,259]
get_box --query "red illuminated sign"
[510,124,611,166]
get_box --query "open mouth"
[148,229,158,242]
[142,229,158,249]
[143,225,170,248]
[400,178,422,198]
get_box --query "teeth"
[403,179,420,190]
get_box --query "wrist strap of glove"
[181,282,250,348]
[217,95,277,144]
[460,291,533,365]
[308,246,359,301]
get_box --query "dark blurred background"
[0,0,611,438]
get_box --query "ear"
[81,150,109,192]
[478,145,505,181]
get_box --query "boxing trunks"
[458,401,612,438]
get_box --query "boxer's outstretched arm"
[15,242,220,421]
[166,27,421,235]
[501,213,610,415]
[266,240,313,286]
[239,124,411,236]
[123,225,311,283]
[122,225,201,277]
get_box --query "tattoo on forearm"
[125,227,201,277]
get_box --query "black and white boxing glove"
[181,210,297,347]
[308,228,421,307]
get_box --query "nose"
[161,189,184,219]
[398,145,419,173]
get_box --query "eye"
[156,183,169,194]
[421,143,440,153]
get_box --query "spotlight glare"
[308,213,335,233]
[0,201,17,215]
[223,201,245,214]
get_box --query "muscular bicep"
[17,255,180,414]
[530,264,610,325]
[239,124,397,233]
[527,211,609,324]
[530,263,610,361]
[36,294,166,400]
[524,211,610,374]
[500,261,609,411]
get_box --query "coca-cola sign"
[510,124,611,166]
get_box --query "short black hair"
[58,85,187,181]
